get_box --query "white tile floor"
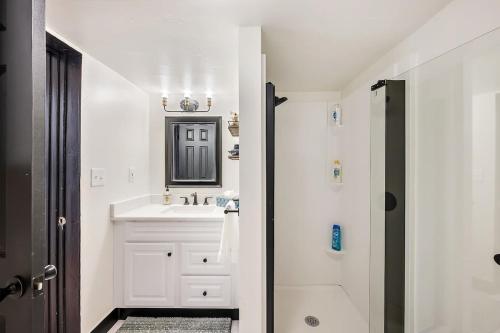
[275,285,368,333]
[107,319,239,332]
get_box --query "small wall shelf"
[325,248,345,258]
[228,121,239,137]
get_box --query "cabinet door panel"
[124,243,175,306]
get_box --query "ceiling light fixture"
[162,95,212,113]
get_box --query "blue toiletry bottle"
[332,224,342,251]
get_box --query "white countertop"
[111,203,225,222]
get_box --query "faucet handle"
[203,197,213,205]
[190,192,198,205]
[180,196,190,205]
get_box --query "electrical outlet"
[91,168,105,187]
[128,167,136,183]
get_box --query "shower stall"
[268,26,500,333]
[370,27,500,333]
[266,85,367,333]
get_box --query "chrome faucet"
[191,192,198,205]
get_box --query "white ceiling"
[47,0,451,94]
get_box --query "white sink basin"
[161,205,218,215]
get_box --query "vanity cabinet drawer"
[180,276,231,307]
[180,243,230,275]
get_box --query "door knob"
[0,277,24,303]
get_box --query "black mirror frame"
[165,116,222,187]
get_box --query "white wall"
[340,0,500,322]
[274,92,342,287]
[238,26,265,333]
[80,56,150,332]
[149,92,239,198]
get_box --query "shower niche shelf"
[325,249,345,258]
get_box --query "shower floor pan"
[275,285,367,333]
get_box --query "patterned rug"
[117,317,232,333]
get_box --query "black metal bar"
[384,80,405,333]
[223,209,239,216]
[266,82,276,333]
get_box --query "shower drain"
[304,315,320,327]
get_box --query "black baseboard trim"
[91,308,120,333]
[117,308,239,320]
[91,308,239,333]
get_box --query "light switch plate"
[128,167,136,183]
[91,168,105,187]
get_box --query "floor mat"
[117,317,232,333]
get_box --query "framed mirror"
[165,116,222,187]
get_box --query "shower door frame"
[265,82,287,333]
[370,79,406,333]
[265,82,276,333]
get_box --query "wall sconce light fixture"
[162,96,212,113]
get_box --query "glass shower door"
[404,28,500,333]
[370,27,500,333]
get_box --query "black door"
[0,0,48,332]
[45,33,82,333]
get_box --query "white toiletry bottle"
[332,160,343,184]
[163,186,172,205]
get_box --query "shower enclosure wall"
[370,27,500,333]
[268,88,367,333]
